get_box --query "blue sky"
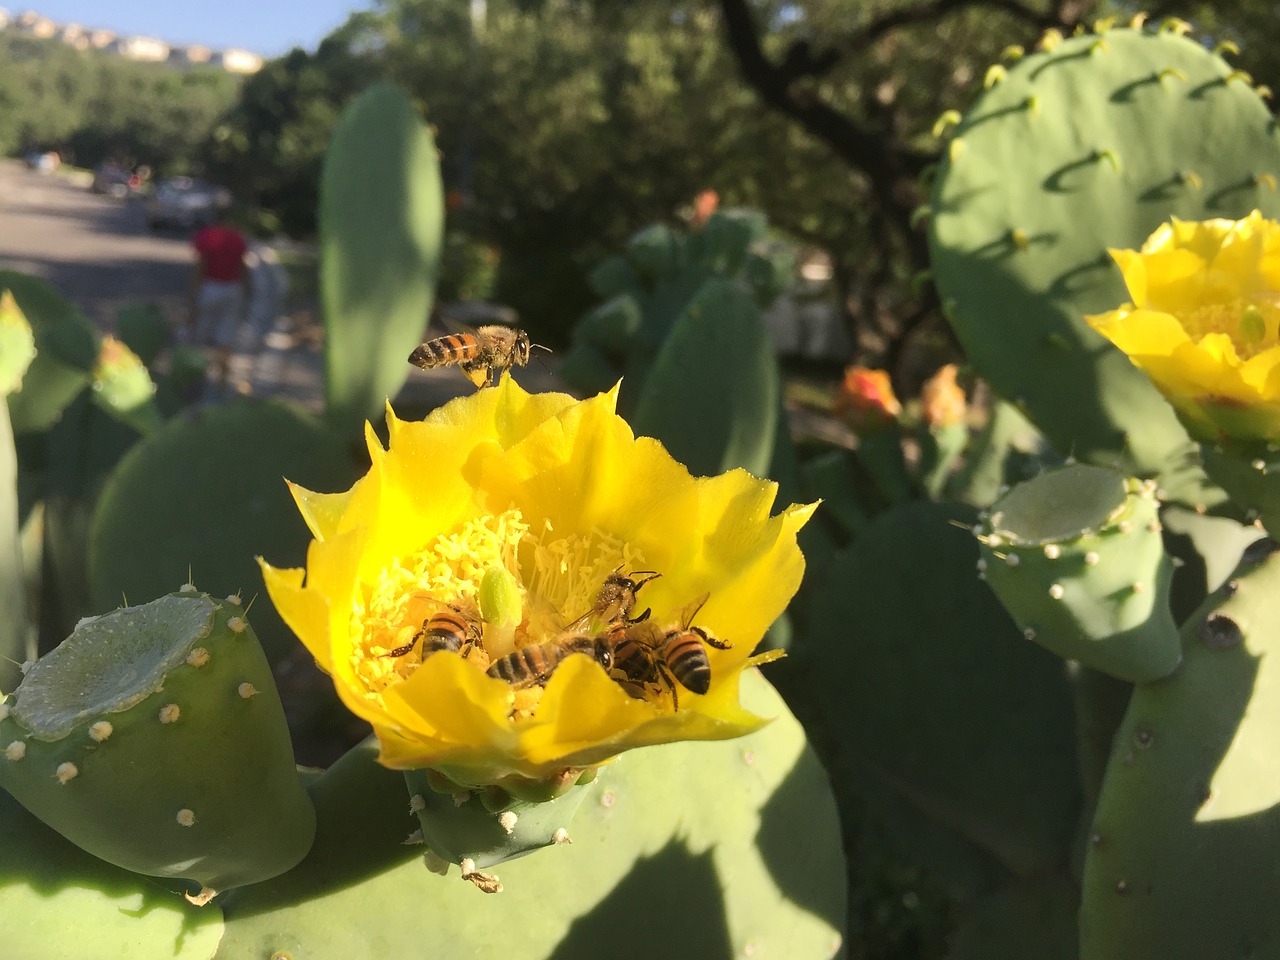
[9,1,370,57]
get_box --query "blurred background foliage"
[6,3,1280,956]
[5,0,1276,368]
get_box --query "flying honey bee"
[383,600,483,660]
[567,569,662,630]
[486,633,614,688]
[407,325,545,389]
[607,595,731,711]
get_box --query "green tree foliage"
[379,0,859,341]
[0,33,240,172]
[206,24,383,236]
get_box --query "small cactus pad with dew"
[1080,538,1280,958]
[928,24,1280,504]
[403,765,596,876]
[978,463,1181,683]
[0,591,315,901]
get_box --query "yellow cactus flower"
[1086,210,1280,443]
[260,377,813,786]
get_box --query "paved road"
[0,159,191,330]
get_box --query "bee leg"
[657,663,679,712]
[383,639,419,658]
[626,607,652,625]
[693,625,732,650]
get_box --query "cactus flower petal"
[261,377,812,784]
[1086,210,1280,442]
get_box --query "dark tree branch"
[717,0,934,289]
[786,0,1066,84]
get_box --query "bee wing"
[674,592,711,629]
[434,313,484,338]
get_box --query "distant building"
[16,12,56,38]
[212,48,263,74]
[8,9,262,74]
[58,22,88,50]
[111,35,169,62]
[169,43,212,67]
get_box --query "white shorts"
[195,280,245,349]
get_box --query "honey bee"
[486,633,614,688]
[407,325,543,389]
[607,595,731,711]
[383,600,483,659]
[568,569,662,630]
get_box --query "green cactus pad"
[0,271,99,434]
[980,463,1181,682]
[1199,441,1280,538]
[0,592,315,895]
[90,337,161,435]
[632,277,779,478]
[946,878,1078,960]
[0,399,29,694]
[0,290,37,397]
[0,786,224,959]
[87,397,357,660]
[320,82,443,430]
[114,303,169,368]
[404,766,594,871]
[564,210,791,413]
[216,670,846,958]
[929,26,1280,504]
[1080,540,1280,958]
[805,500,1080,875]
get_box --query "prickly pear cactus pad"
[978,463,1181,682]
[90,335,160,435]
[0,290,36,397]
[260,376,814,791]
[928,22,1280,492]
[216,670,846,960]
[0,591,316,901]
[0,787,224,959]
[1080,539,1280,958]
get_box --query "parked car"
[25,150,61,173]
[91,161,133,198]
[145,177,231,231]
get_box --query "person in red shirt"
[186,208,250,392]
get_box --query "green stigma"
[1241,304,1267,344]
